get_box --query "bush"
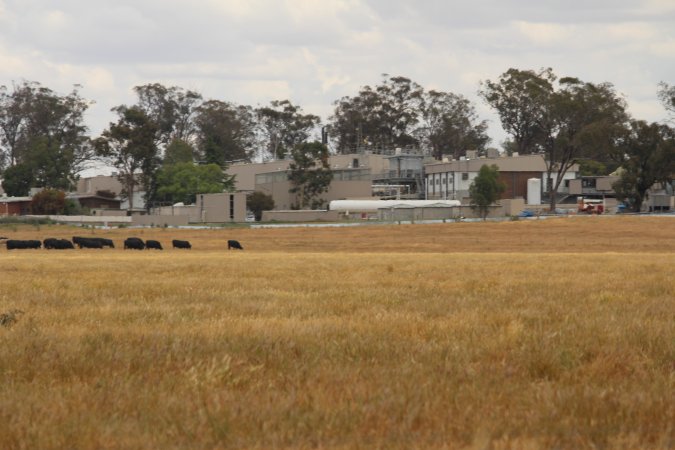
[31,189,66,215]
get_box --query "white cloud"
[513,21,574,46]
[0,0,673,158]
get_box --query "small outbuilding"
[0,196,32,216]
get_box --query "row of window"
[427,173,469,185]
[256,168,372,185]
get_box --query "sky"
[1,0,674,174]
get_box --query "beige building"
[424,153,580,204]
[227,153,389,210]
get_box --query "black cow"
[124,237,145,250]
[146,239,163,250]
[72,236,103,249]
[95,238,115,248]
[44,238,74,250]
[227,239,243,250]
[172,239,191,249]
[73,236,113,249]
[6,239,41,250]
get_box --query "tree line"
[0,72,673,212]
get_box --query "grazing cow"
[6,239,41,250]
[73,236,113,249]
[124,237,145,250]
[72,236,103,249]
[227,239,243,250]
[43,238,74,250]
[95,238,115,248]
[172,239,191,249]
[146,239,163,250]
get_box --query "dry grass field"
[0,216,673,449]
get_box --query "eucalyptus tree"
[194,100,257,166]
[330,75,423,153]
[658,82,675,119]
[132,83,203,146]
[612,120,675,212]
[417,90,489,160]
[287,141,333,209]
[0,81,93,188]
[480,68,628,210]
[94,106,159,210]
[256,100,320,160]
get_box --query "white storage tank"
[527,178,541,205]
[329,199,461,212]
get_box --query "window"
[462,173,469,181]
[582,178,597,188]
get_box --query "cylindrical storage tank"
[329,199,461,212]
[527,178,541,205]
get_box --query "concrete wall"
[262,210,340,222]
[131,215,189,227]
[196,192,247,222]
[150,192,247,223]
[257,179,373,211]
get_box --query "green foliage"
[1,163,33,196]
[0,81,92,181]
[256,100,320,160]
[657,81,675,117]
[469,164,506,220]
[156,162,233,205]
[163,139,195,166]
[578,159,609,176]
[480,68,629,210]
[330,75,489,157]
[246,191,275,221]
[194,100,257,166]
[94,106,159,210]
[288,142,333,209]
[31,189,66,215]
[419,89,490,160]
[63,198,84,215]
[612,120,675,212]
[133,83,203,145]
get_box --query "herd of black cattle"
[0,237,244,251]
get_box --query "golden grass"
[0,217,673,449]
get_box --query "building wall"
[76,175,124,195]
[227,153,388,195]
[0,201,30,215]
[196,192,247,222]
[425,154,579,202]
[262,210,340,222]
[257,179,372,210]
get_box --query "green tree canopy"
[330,75,488,158]
[0,81,93,187]
[194,100,257,166]
[480,68,629,210]
[155,162,234,205]
[611,120,675,212]
[246,191,275,221]
[163,138,195,166]
[657,82,675,118]
[1,163,33,196]
[288,142,333,209]
[256,100,320,160]
[469,164,506,220]
[94,106,159,210]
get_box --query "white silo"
[527,178,541,205]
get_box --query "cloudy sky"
[1,0,674,163]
